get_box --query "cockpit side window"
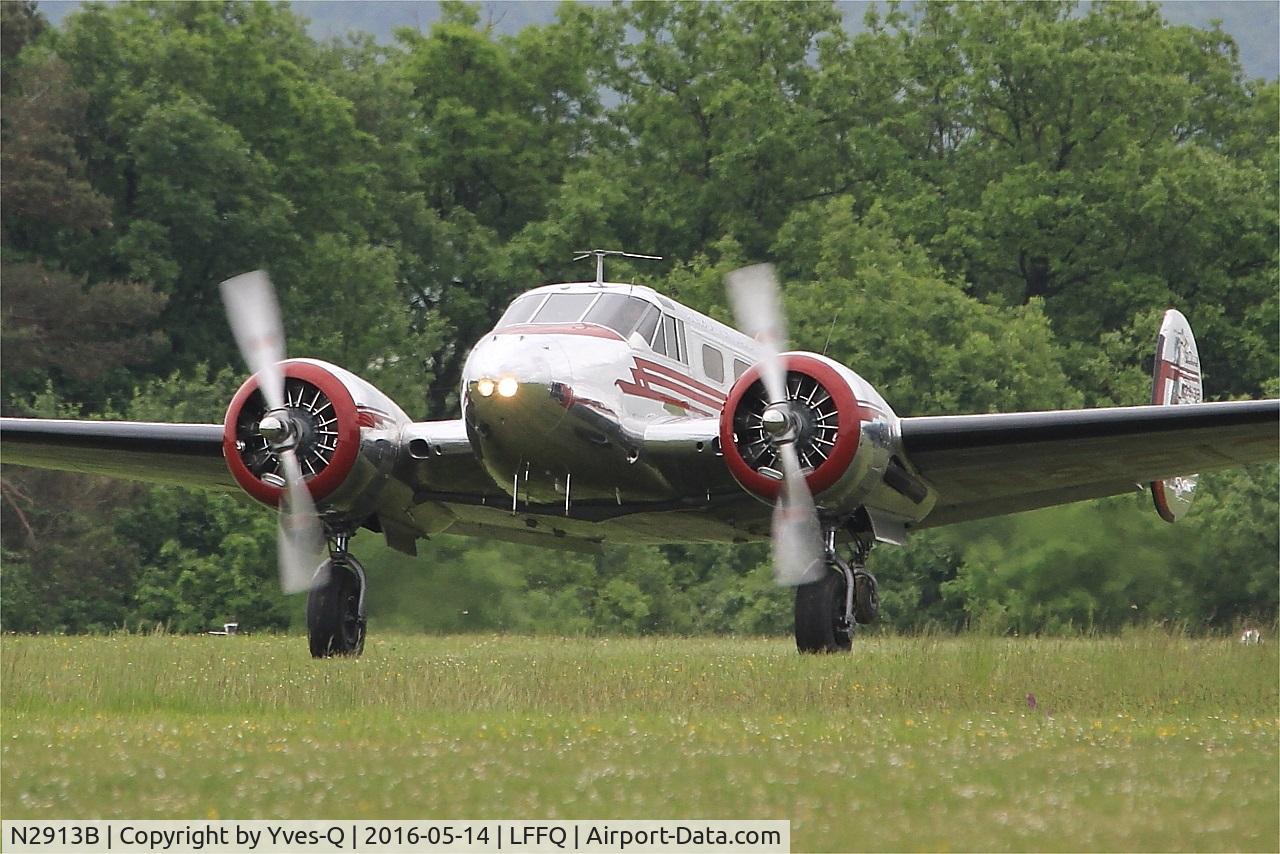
[496,294,544,328]
[583,294,651,336]
[533,292,599,324]
[639,312,688,362]
[649,316,667,356]
[663,314,684,362]
[635,305,661,344]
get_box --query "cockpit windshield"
[495,291,656,337]
[583,294,651,336]
[533,293,598,323]
[496,294,541,328]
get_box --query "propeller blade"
[220,270,326,593]
[220,270,286,412]
[726,264,789,406]
[726,264,825,586]
[770,442,826,586]
[277,448,328,594]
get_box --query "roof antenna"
[821,307,842,356]
[573,249,662,286]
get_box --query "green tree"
[864,1,1277,400]
[597,2,846,260]
[778,199,1081,415]
[1,262,167,412]
[0,470,144,633]
[1171,464,1280,627]
[390,2,615,412]
[122,488,289,634]
[0,53,112,251]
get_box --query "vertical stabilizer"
[1150,309,1203,522]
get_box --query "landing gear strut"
[306,533,366,658]
[794,530,878,654]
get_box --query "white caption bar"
[2,820,789,853]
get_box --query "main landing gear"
[794,530,879,654]
[307,533,366,658]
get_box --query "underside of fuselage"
[406,386,772,548]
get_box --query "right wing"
[0,418,236,491]
[901,399,1278,528]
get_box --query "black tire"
[794,566,853,653]
[853,569,879,625]
[307,558,365,658]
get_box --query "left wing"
[0,418,236,491]
[900,399,1279,527]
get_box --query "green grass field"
[2,632,1276,851]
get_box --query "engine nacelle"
[222,358,409,523]
[719,352,894,515]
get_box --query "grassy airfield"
[2,633,1276,851]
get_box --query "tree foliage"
[1,0,1274,636]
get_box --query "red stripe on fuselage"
[632,358,727,403]
[616,379,715,416]
[616,357,727,414]
[625,367,726,411]
[495,323,625,341]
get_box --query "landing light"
[497,376,519,398]
[476,378,496,397]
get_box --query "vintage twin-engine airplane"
[2,251,1276,655]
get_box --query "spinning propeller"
[220,271,328,594]
[726,265,826,587]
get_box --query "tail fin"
[1150,309,1203,522]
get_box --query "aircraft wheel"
[307,556,365,658]
[853,568,879,624]
[794,566,853,653]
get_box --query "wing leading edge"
[5,399,1277,537]
[0,418,235,491]
[901,399,1279,528]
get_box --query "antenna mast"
[573,249,662,285]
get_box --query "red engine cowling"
[222,359,409,518]
[719,352,887,512]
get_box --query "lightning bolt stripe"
[632,358,728,403]
[616,358,727,414]
[616,380,715,416]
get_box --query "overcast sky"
[37,0,1280,80]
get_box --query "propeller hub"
[762,404,803,448]
[761,405,794,440]
[258,411,297,449]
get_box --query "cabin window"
[496,294,544,328]
[533,292,598,324]
[733,358,751,379]
[583,294,652,336]
[702,344,724,383]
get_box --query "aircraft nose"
[463,333,573,405]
